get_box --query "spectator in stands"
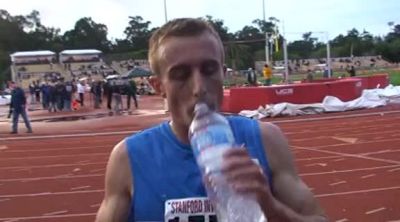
[77,80,85,106]
[263,64,273,86]
[9,81,33,134]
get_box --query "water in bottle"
[189,103,267,222]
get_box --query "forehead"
[157,32,223,71]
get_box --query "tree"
[62,17,111,52]
[204,15,232,41]
[123,16,152,51]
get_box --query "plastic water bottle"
[189,103,267,222]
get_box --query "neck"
[170,121,190,144]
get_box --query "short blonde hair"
[148,18,224,76]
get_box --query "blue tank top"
[125,116,272,221]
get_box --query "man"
[96,18,327,222]
[263,64,273,86]
[348,65,356,77]
[247,67,257,86]
[76,80,85,106]
[126,79,138,111]
[9,81,33,134]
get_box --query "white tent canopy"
[60,49,102,55]
[10,50,55,62]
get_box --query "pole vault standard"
[281,31,332,82]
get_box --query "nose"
[192,69,206,99]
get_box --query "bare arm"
[95,140,133,222]
[260,122,327,222]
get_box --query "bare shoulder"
[258,121,325,217]
[106,139,133,195]
[257,121,295,173]
[95,139,133,222]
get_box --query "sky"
[1,0,399,42]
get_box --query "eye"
[169,65,191,81]
[201,61,219,76]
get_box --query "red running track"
[1,110,400,221]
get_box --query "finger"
[221,155,254,173]
[224,165,266,183]
[222,146,248,159]
[232,180,270,196]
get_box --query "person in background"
[48,82,57,112]
[347,66,356,77]
[29,82,35,104]
[126,78,138,112]
[64,81,73,111]
[9,81,33,134]
[247,68,257,86]
[263,64,272,86]
[34,81,41,103]
[77,80,85,107]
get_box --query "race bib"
[165,197,217,222]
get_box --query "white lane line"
[365,207,386,215]
[76,160,92,164]
[388,168,400,172]
[0,198,10,202]
[43,210,69,216]
[332,158,345,162]
[297,156,340,161]
[0,145,8,150]
[0,161,106,171]
[300,165,400,176]
[1,130,140,141]
[361,149,400,156]
[90,203,101,208]
[386,220,400,222]
[70,186,91,191]
[0,189,103,198]
[305,163,327,167]
[335,219,348,222]
[292,137,400,151]
[271,110,400,124]
[293,146,400,165]
[1,152,108,161]
[0,173,103,183]
[295,156,340,162]
[0,212,97,221]
[360,174,376,179]
[89,169,104,173]
[315,186,400,198]
[2,145,108,153]
[329,181,347,186]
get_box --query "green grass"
[388,70,400,85]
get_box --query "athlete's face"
[157,32,224,128]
